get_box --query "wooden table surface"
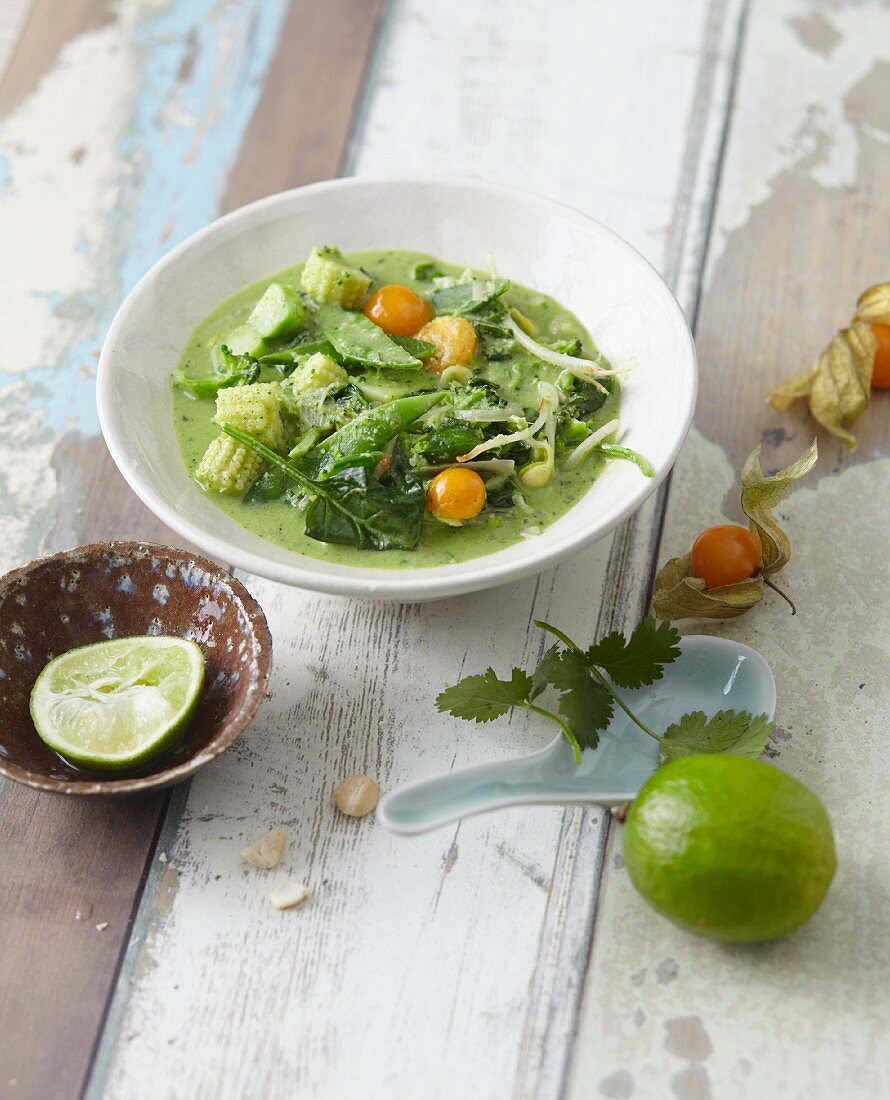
[1,1,889,1097]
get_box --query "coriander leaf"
[530,644,562,700]
[435,668,533,724]
[658,710,772,765]
[585,616,681,689]
[552,649,613,751]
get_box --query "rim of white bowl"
[97,176,697,600]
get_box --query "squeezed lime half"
[30,636,205,771]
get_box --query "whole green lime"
[623,755,836,943]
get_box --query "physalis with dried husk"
[766,281,890,450]
[653,439,818,620]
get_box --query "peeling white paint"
[0,17,134,381]
[570,428,890,1099]
[705,0,890,279]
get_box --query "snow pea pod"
[310,391,445,476]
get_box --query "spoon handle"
[376,753,551,835]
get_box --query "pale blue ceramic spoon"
[377,636,776,835]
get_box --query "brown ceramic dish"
[0,542,272,796]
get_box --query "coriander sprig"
[436,617,772,766]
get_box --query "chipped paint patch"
[664,1016,712,1062]
[598,1068,635,1098]
[571,438,890,1097]
[0,0,289,571]
[705,0,890,279]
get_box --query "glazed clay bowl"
[0,542,272,796]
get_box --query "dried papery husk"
[854,281,890,326]
[740,438,818,574]
[652,554,764,620]
[766,280,889,450]
[653,440,817,621]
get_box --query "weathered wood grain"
[222,0,385,209]
[0,0,377,1096]
[90,3,734,1099]
[517,6,750,1091]
[0,0,30,77]
[569,2,890,1097]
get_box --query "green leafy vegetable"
[436,616,772,767]
[431,278,511,317]
[172,346,260,399]
[303,465,424,550]
[390,334,437,359]
[317,304,422,369]
[436,668,534,723]
[409,417,484,465]
[411,260,442,282]
[582,616,681,689]
[548,649,614,750]
[658,711,772,764]
[221,425,425,551]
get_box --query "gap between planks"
[512,1,749,1096]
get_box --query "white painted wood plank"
[91,3,728,1098]
[568,3,890,1098]
[516,4,747,1091]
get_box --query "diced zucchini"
[247,283,306,339]
[215,324,266,363]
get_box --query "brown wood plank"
[222,0,386,209]
[0,1,386,1096]
[0,0,115,117]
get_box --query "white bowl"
[98,178,696,601]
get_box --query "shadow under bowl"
[0,542,272,796]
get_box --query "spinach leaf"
[485,482,518,511]
[431,278,511,317]
[562,377,612,420]
[304,466,425,550]
[172,346,260,398]
[410,417,484,464]
[317,305,422,369]
[222,425,426,551]
[411,260,443,282]
[244,465,289,502]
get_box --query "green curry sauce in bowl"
[173,249,625,570]
[98,178,696,600]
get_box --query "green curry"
[171,248,647,569]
